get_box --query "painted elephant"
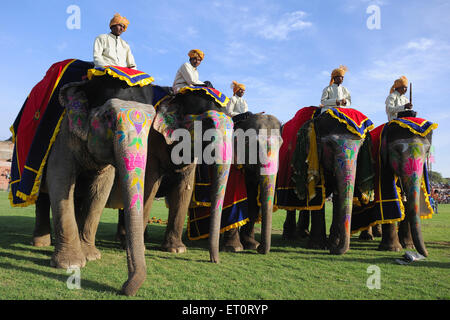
[279,107,374,255]
[32,75,233,295]
[42,86,155,297]
[221,112,283,254]
[360,119,436,256]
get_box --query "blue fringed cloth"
[178,86,229,108]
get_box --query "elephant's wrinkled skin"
[41,91,155,296]
[376,123,433,256]
[222,113,282,254]
[33,77,233,295]
[282,111,368,255]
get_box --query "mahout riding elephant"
[221,112,283,254]
[356,118,436,257]
[278,107,374,255]
[31,74,233,295]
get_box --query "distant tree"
[429,171,444,184]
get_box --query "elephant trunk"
[208,163,231,263]
[256,173,276,254]
[115,108,152,296]
[402,166,428,257]
[329,138,362,255]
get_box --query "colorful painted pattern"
[116,107,155,212]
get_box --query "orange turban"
[109,13,130,31]
[329,65,348,85]
[390,76,408,94]
[188,49,205,61]
[231,81,246,95]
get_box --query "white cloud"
[243,11,312,40]
[406,38,434,51]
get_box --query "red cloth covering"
[277,107,319,189]
[15,59,75,175]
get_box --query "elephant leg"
[297,210,310,238]
[398,219,415,249]
[282,210,297,240]
[162,165,196,253]
[328,195,340,247]
[378,223,402,252]
[32,192,52,247]
[116,209,127,249]
[239,175,260,250]
[372,224,382,237]
[46,136,86,269]
[308,208,327,249]
[79,167,115,262]
[223,228,243,252]
[359,226,374,241]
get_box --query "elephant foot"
[400,240,415,250]
[81,241,101,262]
[297,229,310,239]
[307,238,328,250]
[115,232,127,249]
[359,230,374,241]
[222,244,244,252]
[329,245,349,255]
[162,240,187,253]
[372,225,382,237]
[32,234,52,247]
[377,241,402,252]
[241,237,260,250]
[51,246,86,269]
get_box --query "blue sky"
[2,0,450,176]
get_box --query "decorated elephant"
[11,61,233,296]
[221,113,283,254]
[277,107,374,255]
[352,117,437,257]
[183,112,282,254]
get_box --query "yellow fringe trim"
[187,217,250,240]
[87,67,155,87]
[325,109,374,139]
[390,119,438,137]
[178,86,230,107]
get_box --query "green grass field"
[0,190,448,300]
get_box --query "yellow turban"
[188,49,205,61]
[329,65,348,85]
[109,13,130,31]
[231,81,246,95]
[390,76,409,94]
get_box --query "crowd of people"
[431,183,450,204]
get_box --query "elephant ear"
[152,101,181,145]
[59,81,90,141]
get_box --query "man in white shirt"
[173,49,212,94]
[93,13,137,69]
[320,65,351,113]
[385,76,413,121]
[227,81,248,116]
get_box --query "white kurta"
[172,62,205,94]
[385,90,410,121]
[226,95,248,116]
[320,83,352,113]
[93,33,137,69]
